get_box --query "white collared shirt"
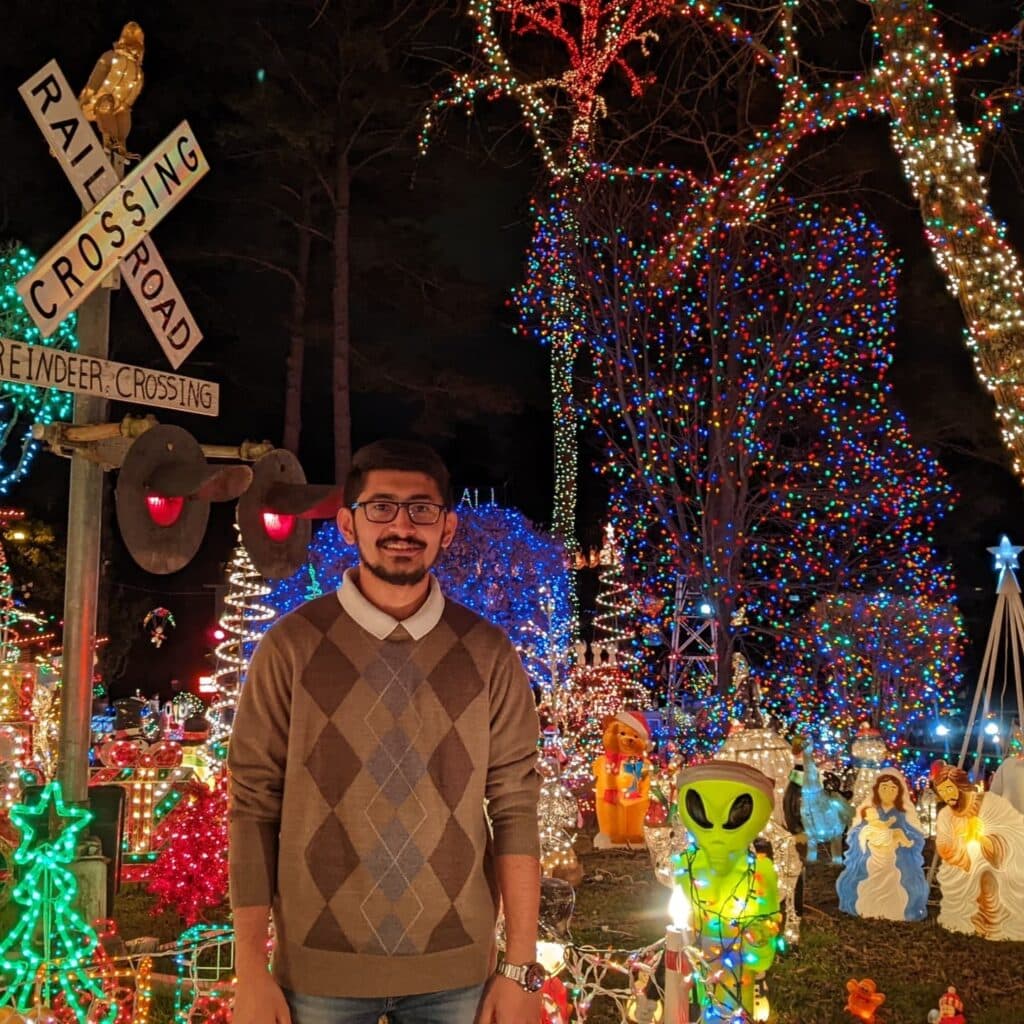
[336,567,446,640]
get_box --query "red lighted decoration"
[261,511,296,543]
[145,493,185,528]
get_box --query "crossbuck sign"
[16,61,208,370]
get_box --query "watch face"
[524,962,547,993]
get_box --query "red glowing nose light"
[146,493,185,527]
[262,511,296,542]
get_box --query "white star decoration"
[987,535,1023,581]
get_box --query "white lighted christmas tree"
[204,538,275,762]
[591,523,636,661]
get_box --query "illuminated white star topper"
[987,535,1023,582]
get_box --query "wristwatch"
[495,959,547,992]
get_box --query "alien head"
[676,760,775,871]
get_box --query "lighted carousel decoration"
[849,723,892,811]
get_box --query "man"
[929,760,1024,940]
[229,439,543,1024]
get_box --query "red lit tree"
[145,775,229,925]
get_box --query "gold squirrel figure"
[79,22,145,159]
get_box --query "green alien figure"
[675,760,782,1022]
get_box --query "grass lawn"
[111,836,1024,1024]
[567,836,1024,1024]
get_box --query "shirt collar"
[336,567,446,640]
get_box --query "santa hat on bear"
[614,709,650,743]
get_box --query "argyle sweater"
[228,583,541,998]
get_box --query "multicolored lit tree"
[773,591,963,766]
[422,0,678,550]
[266,504,573,695]
[580,199,962,736]
[0,245,78,494]
[635,0,1024,487]
[431,0,1024,499]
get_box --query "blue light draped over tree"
[265,503,572,691]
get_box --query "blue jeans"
[285,983,485,1024]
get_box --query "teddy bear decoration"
[593,710,652,847]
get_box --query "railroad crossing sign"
[16,61,207,370]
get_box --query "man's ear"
[441,509,458,549]
[337,506,356,545]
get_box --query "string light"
[0,781,115,1021]
[0,246,78,493]
[203,539,275,764]
[423,1,677,552]
[591,523,637,660]
[172,925,235,1024]
[146,775,228,925]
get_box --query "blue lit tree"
[266,503,573,692]
[0,245,78,493]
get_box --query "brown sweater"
[228,582,541,998]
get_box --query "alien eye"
[684,790,712,829]
[723,793,754,830]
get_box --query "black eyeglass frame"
[350,500,448,525]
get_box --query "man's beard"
[357,532,437,586]
[362,556,429,586]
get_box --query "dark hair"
[864,772,907,817]
[343,439,453,506]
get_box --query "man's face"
[935,778,961,808]
[337,469,457,586]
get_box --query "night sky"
[3,0,1024,698]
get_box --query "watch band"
[496,961,529,986]
[496,959,546,992]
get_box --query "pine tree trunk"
[332,146,352,486]
[282,180,312,454]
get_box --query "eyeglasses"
[352,500,447,525]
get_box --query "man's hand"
[474,974,542,1024]
[232,971,292,1024]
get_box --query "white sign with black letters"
[17,121,207,335]
[0,336,218,416]
[17,61,206,369]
